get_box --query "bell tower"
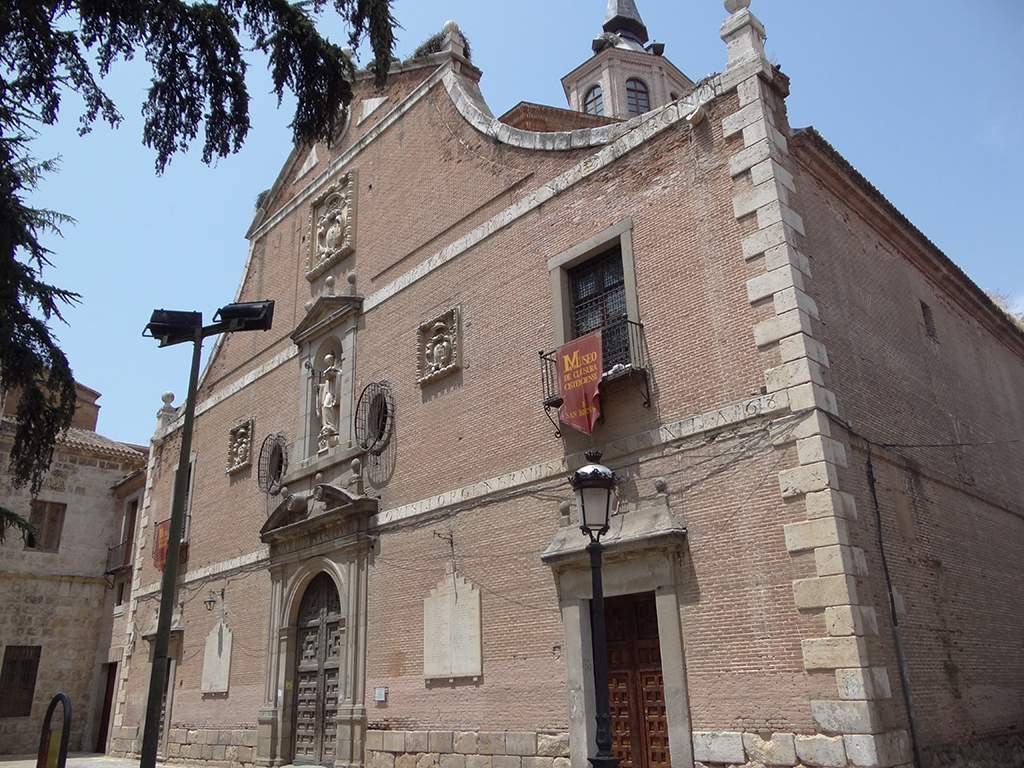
[562,0,695,120]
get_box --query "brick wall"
[795,132,1024,764]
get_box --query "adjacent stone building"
[0,382,147,753]
[108,2,1024,768]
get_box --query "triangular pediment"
[290,295,363,346]
[260,482,378,544]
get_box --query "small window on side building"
[0,645,41,718]
[584,85,604,117]
[920,301,938,340]
[25,500,66,553]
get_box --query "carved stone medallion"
[417,307,461,386]
[306,172,355,281]
[226,418,254,473]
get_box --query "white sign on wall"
[423,569,482,680]
[201,620,233,694]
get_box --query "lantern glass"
[577,485,611,532]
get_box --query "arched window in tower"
[626,78,651,117]
[584,85,604,117]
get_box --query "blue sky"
[30,0,1024,444]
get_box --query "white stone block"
[757,199,805,234]
[505,733,536,756]
[730,139,774,177]
[825,605,865,637]
[742,221,788,259]
[779,333,829,368]
[785,518,849,553]
[747,265,803,303]
[737,68,768,106]
[754,309,813,348]
[778,461,838,499]
[723,101,770,138]
[836,667,893,701]
[815,545,858,577]
[691,732,745,764]
[798,436,848,467]
[742,732,797,766]
[766,358,825,393]
[861,605,879,635]
[812,700,883,734]
[844,731,911,768]
[733,179,784,219]
[773,286,819,318]
[793,575,858,611]
[764,242,811,275]
[805,489,857,520]
[795,734,847,767]
[788,383,839,415]
[752,158,796,192]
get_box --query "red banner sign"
[558,330,603,435]
[153,519,171,571]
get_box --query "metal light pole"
[139,302,274,768]
[570,450,619,768]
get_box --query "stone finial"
[304,299,314,312]
[442,20,460,36]
[157,391,177,429]
[346,271,357,296]
[724,0,751,13]
[349,458,364,496]
[325,274,336,296]
[721,0,766,69]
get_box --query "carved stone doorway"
[605,592,670,768]
[292,572,344,766]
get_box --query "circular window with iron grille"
[257,433,288,496]
[355,382,394,455]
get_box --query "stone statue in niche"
[417,307,461,387]
[306,172,355,281]
[316,354,342,452]
[226,418,254,473]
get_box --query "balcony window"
[541,219,651,434]
[568,247,629,370]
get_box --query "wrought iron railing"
[539,316,650,433]
[105,538,133,573]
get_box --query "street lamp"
[139,300,273,768]
[570,449,619,768]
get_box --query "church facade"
[108,3,1024,768]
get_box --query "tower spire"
[603,0,649,46]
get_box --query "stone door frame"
[549,544,694,768]
[258,549,369,768]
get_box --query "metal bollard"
[36,693,71,768]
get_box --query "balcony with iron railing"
[105,538,133,574]
[539,315,651,436]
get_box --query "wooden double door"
[604,592,670,768]
[292,573,344,766]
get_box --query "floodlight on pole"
[139,300,273,768]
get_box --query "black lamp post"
[570,449,619,768]
[139,300,273,768]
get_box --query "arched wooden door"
[292,572,344,766]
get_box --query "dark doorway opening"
[96,662,117,752]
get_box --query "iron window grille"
[106,538,133,574]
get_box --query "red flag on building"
[153,519,171,571]
[558,330,603,435]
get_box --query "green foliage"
[410,29,471,61]
[0,0,397,495]
[0,506,37,546]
